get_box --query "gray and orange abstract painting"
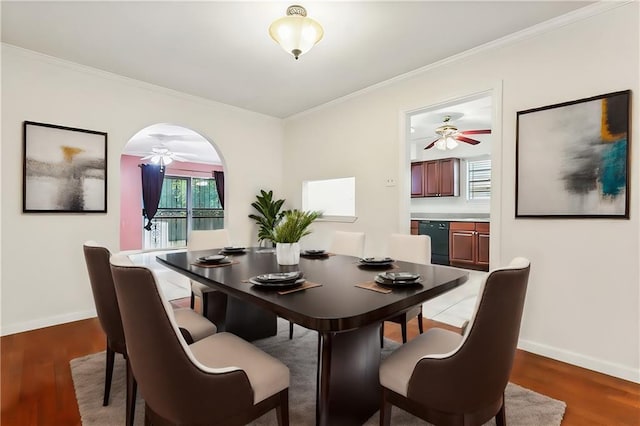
[516,91,629,217]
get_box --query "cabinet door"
[410,220,419,235]
[439,158,459,197]
[424,161,440,196]
[477,232,490,267]
[449,230,475,264]
[411,163,424,197]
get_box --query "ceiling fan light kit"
[269,5,323,60]
[424,115,491,150]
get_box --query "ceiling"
[2,1,593,119]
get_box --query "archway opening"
[120,123,224,251]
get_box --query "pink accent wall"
[119,154,223,250]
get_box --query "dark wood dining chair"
[382,234,431,344]
[109,254,290,426]
[83,242,217,426]
[379,257,530,426]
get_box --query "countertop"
[410,213,490,223]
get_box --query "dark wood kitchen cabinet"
[449,221,489,271]
[411,158,459,198]
[411,162,424,197]
[424,158,459,197]
[410,220,419,235]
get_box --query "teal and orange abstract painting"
[516,90,630,217]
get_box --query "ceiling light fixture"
[269,5,324,60]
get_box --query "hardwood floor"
[2,305,639,425]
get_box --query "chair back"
[408,258,530,414]
[329,231,365,257]
[109,255,254,424]
[388,234,431,265]
[187,229,231,251]
[83,241,127,354]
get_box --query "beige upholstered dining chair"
[187,229,231,318]
[379,257,530,426]
[329,230,366,257]
[109,254,290,426]
[83,242,217,426]
[383,233,431,343]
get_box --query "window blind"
[467,159,491,200]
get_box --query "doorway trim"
[397,81,503,269]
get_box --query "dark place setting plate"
[196,254,230,265]
[250,271,305,288]
[301,249,329,258]
[220,246,246,254]
[358,257,394,267]
[375,271,423,286]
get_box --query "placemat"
[277,281,322,295]
[191,260,239,268]
[355,281,392,294]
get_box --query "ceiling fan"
[424,116,491,150]
[140,144,194,167]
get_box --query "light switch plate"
[385,178,396,187]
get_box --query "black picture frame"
[515,90,630,219]
[23,121,108,213]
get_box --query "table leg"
[224,296,277,341]
[316,322,381,426]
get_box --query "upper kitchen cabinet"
[411,162,425,197]
[424,158,459,197]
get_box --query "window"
[303,177,356,220]
[467,159,491,200]
[145,176,223,249]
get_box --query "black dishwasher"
[418,221,450,266]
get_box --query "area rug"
[71,320,566,425]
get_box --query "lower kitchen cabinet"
[449,222,489,271]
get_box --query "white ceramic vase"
[276,242,301,265]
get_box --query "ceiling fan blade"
[459,129,491,135]
[171,152,198,157]
[423,139,439,150]
[140,154,154,160]
[455,136,482,145]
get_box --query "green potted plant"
[269,209,321,265]
[248,190,286,247]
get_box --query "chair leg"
[289,321,294,339]
[401,320,408,343]
[380,322,384,347]
[276,389,289,426]
[103,343,115,406]
[495,394,506,426]
[417,311,424,334]
[126,358,138,426]
[190,291,195,309]
[202,294,209,318]
[380,389,392,426]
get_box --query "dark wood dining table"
[157,247,468,426]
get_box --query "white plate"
[255,272,301,282]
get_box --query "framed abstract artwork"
[23,121,107,213]
[516,90,630,218]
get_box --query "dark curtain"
[141,164,166,231]
[213,170,225,209]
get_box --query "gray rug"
[71,320,566,425]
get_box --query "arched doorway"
[120,123,224,251]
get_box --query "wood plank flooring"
[2,305,639,425]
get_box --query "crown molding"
[286,1,633,121]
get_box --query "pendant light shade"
[269,5,323,60]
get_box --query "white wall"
[1,45,284,335]
[283,4,639,382]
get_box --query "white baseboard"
[518,338,640,384]
[1,309,98,336]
